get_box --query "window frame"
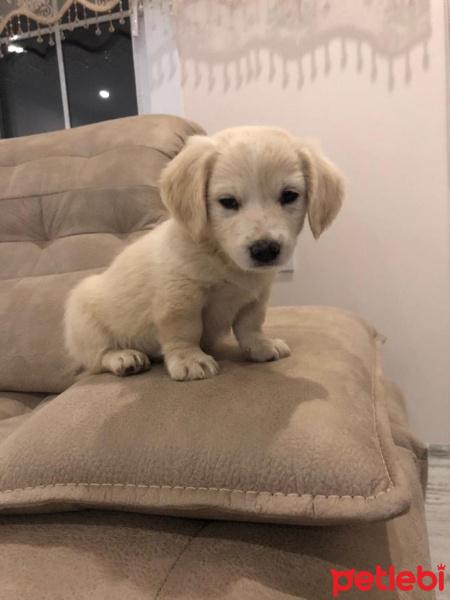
[0,0,184,132]
[131,0,184,117]
[0,8,134,130]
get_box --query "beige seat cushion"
[0,429,431,599]
[0,115,204,393]
[0,306,411,526]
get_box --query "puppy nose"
[250,239,281,264]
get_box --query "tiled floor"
[425,445,450,600]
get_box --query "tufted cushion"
[0,307,412,525]
[0,115,205,393]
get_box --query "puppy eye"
[280,190,299,205]
[219,197,239,210]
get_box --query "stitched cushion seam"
[0,482,391,500]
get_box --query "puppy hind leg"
[65,276,151,377]
[66,305,151,376]
[65,276,115,374]
[67,309,151,377]
[65,305,110,374]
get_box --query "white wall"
[171,0,450,444]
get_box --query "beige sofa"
[0,116,434,599]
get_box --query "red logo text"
[330,565,446,596]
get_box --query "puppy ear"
[159,135,217,242]
[297,141,345,239]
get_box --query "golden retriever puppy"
[64,126,344,381]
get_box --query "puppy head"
[159,126,345,271]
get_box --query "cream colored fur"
[64,126,345,381]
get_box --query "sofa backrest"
[0,115,205,392]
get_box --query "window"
[0,33,65,138]
[0,3,138,138]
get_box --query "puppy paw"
[102,349,151,377]
[244,337,291,363]
[166,350,219,381]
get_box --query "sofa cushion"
[0,306,412,525]
[0,445,431,600]
[0,115,205,393]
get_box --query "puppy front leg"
[233,295,291,363]
[157,298,219,381]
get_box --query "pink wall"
[176,0,450,444]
